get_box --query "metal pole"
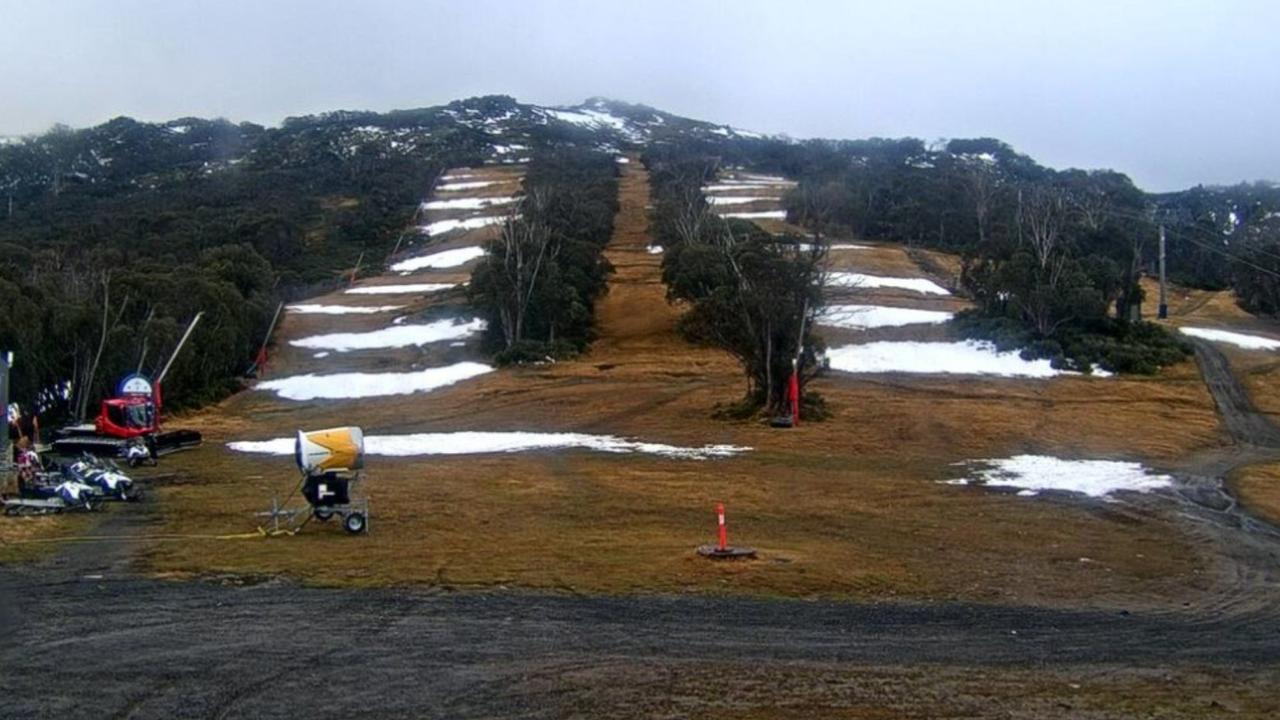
[258,302,284,359]
[157,312,204,386]
[1,351,10,466]
[349,252,365,288]
[1158,225,1168,319]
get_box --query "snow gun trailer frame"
[257,427,369,535]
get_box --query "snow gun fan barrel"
[295,427,365,475]
[259,426,370,535]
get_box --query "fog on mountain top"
[2,0,1277,190]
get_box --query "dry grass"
[0,507,95,564]
[126,159,1232,609]
[599,662,1280,719]
[1230,463,1280,525]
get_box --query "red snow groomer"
[51,314,204,465]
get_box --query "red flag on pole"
[788,369,800,426]
[255,347,269,377]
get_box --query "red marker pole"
[788,369,801,426]
[717,503,728,551]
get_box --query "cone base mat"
[696,544,757,559]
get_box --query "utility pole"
[1158,225,1168,319]
[1,352,11,468]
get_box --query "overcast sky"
[2,0,1276,191]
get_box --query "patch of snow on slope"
[345,283,458,295]
[1180,326,1280,350]
[420,216,506,236]
[287,304,405,315]
[544,108,642,141]
[422,196,517,211]
[291,318,485,352]
[948,455,1172,498]
[719,210,788,220]
[703,182,795,192]
[828,272,951,296]
[820,305,954,330]
[438,180,497,191]
[254,362,493,400]
[230,430,749,460]
[392,246,485,273]
[787,243,871,251]
[708,196,782,206]
[827,340,1065,378]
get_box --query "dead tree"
[1019,185,1069,270]
[961,163,999,244]
[490,190,556,349]
[74,272,130,420]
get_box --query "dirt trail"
[1,569,1278,719]
[589,159,690,360]
[1186,339,1280,449]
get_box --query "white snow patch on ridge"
[287,304,405,315]
[947,455,1172,498]
[707,196,782,206]
[291,318,484,352]
[820,305,954,330]
[720,210,787,220]
[828,272,951,296]
[786,243,870,252]
[438,180,496,191]
[230,431,749,460]
[392,246,485,273]
[345,283,457,296]
[420,216,506,236]
[255,362,492,400]
[1180,326,1280,350]
[422,196,517,211]
[828,340,1065,378]
[703,183,793,192]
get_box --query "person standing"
[14,437,38,495]
[9,406,39,462]
[7,406,19,463]
[15,407,39,446]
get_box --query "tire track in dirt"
[1133,338,1280,624]
[2,568,1278,719]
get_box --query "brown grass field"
[10,160,1280,615]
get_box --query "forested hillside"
[666,135,1277,373]
[2,94,1276,418]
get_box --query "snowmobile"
[3,463,98,516]
[51,314,204,462]
[62,455,141,502]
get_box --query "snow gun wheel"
[343,512,367,534]
[314,508,334,522]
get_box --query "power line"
[1162,226,1280,281]
[1103,205,1280,267]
